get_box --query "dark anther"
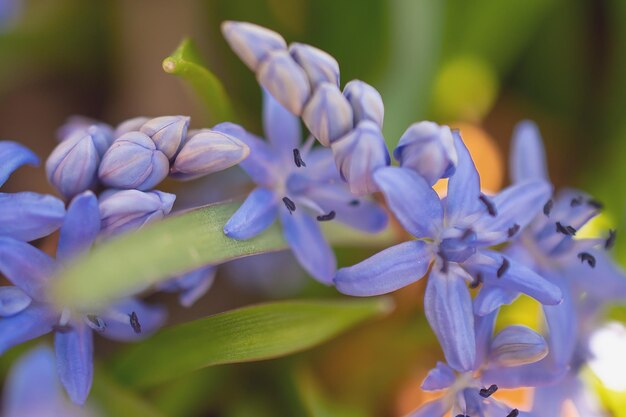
[316,211,336,222]
[461,228,474,240]
[470,273,483,289]
[570,196,584,207]
[497,258,510,278]
[282,197,296,214]
[349,199,360,206]
[455,415,469,417]
[556,222,576,236]
[543,199,554,216]
[129,311,141,334]
[87,315,106,331]
[52,324,74,334]
[507,409,519,417]
[587,199,604,210]
[292,148,306,168]
[507,224,520,238]
[479,194,497,217]
[605,229,617,250]
[479,384,498,398]
[578,252,596,268]
[438,250,449,274]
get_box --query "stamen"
[316,211,336,222]
[438,250,449,274]
[455,415,469,417]
[479,384,498,398]
[129,311,141,334]
[52,324,74,333]
[570,196,584,207]
[87,314,106,332]
[588,199,604,210]
[578,252,596,268]
[282,197,296,214]
[556,222,576,236]
[507,223,520,238]
[543,199,554,216]
[497,258,510,278]
[507,409,519,417]
[461,228,474,240]
[292,148,306,167]
[479,194,497,217]
[469,273,483,289]
[605,229,617,250]
[349,199,360,206]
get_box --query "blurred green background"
[1,0,625,416]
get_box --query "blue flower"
[0,191,165,405]
[0,141,65,241]
[223,90,388,284]
[334,130,561,371]
[158,266,216,307]
[409,313,544,417]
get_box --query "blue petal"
[161,266,217,307]
[473,285,519,316]
[57,191,100,263]
[100,298,166,342]
[0,192,65,241]
[256,50,311,115]
[421,361,456,391]
[280,209,336,284]
[564,248,626,301]
[289,43,340,87]
[343,80,384,127]
[490,325,548,366]
[0,141,39,187]
[262,89,301,155]
[445,130,481,223]
[0,237,57,301]
[474,180,552,246]
[236,133,280,187]
[373,167,443,238]
[140,115,189,160]
[54,323,93,405]
[302,82,354,146]
[0,304,57,354]
[424,265,476,372]
[483,359,565,388]
[542,275,577,369]
[221,21,287,71]
[0,286,31,317]
[405,398,449,417]
[224,188,278,240]
[474,310,496,367]
[510,120,549,183]
[334,241,431,296]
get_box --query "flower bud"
[170,129,249,180]
[114,117,149,138]
[221,21,287,71]
[99,189,175,237]
[331,120,390,195]
[343,80,384,128]
[98,132,170,190]
[257,50,311,115]
[57,116,114,149]
[393,121,457,186]
[140,115,189,160]
[46,130,101,199]
[302,82,353,147]
[289,42,340,87]
[489,325,548,367]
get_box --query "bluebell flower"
[409,313,544,417]
[158,266,217,307]
[139,115,189,160]
[223,90,388,284]
[289,42,340,87]
[334,130,561,371]
[343,80,384,127]
[0,141,65,241]
[302,82,353,147]
[0,191,166,405]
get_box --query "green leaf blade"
[112,299,392,389]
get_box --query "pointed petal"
[57,191,100,263]
[421,362,456,391]
[176,266,216,307]
[542,275,577,369]
[0,141,39,187]
[100,298,166,342]
[373,166,443,238]
[474,310,496,367]
[0,287,31,317]
[0,192,65,241]
[236,132,280,187]
[474,285,519,316]
[55,323,93,405]
[565,248,626,301]
[224,188,278,240]
[490,325,548,367]
[405,398,449,417]
[263,88,301,154]
[280,209,336,284]
[510,120,549,183]
[0,304,56,354]
[445,130,481,222]
[0,237,56,300]
[483,359,565,388]
[424,265,476,372]
[334,241,431,296]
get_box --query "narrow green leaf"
[163,38,234,123]
[111,298,392,388]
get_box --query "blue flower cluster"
[0,20,624,416]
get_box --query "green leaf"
[163,38,234,123]
[111,298,392,388]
